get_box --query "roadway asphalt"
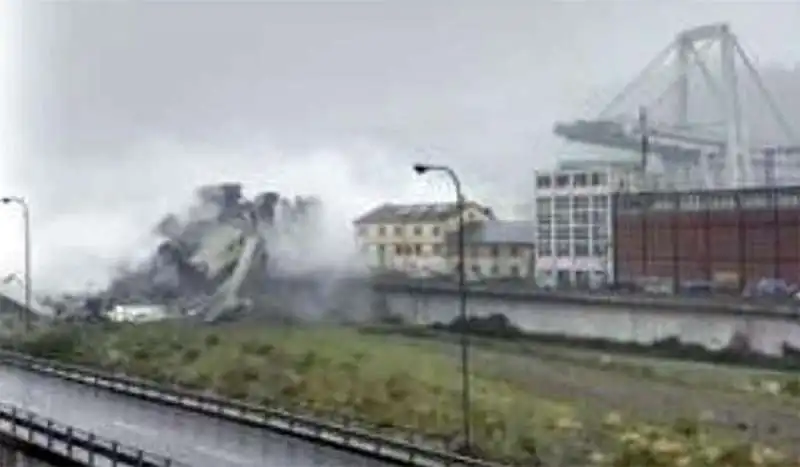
[0,366,391,467]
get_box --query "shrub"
[18,326,84,360]
[204,333,220,347]
[180,348,200,365]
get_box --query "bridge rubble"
[105,183,325,323]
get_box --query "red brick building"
[613,186,800,290]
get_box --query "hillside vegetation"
[11,321,800,466]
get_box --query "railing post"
[26,413,33,441]
[66,427,74,456]
[111,441,119,467]
[46,420,53,449]
[87,432,95,465]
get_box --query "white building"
[352,202,495,277]
[533,167,643,288]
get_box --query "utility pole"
[413,163,472,453]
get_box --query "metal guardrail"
[0,351,505,467]
[0,400,182,467]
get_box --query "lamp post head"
[0,197,10,204]
[412,163,429,175]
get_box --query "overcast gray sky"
[2,1,799,292]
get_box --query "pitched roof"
[445,220,535,246]
[353,202,494,225]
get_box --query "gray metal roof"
[353,202,494,225]
[447,220,535,246]
[477,221,535,244]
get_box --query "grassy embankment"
[10,321,799,467]
[364,325,800,401]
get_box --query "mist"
[25,137,506,293]
[5,2,800,295]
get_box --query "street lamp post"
[412,163,471,453]
[1,197,31,331]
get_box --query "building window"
[554,196,570,212]
[395,244,402,255]
[509,246,519,257]
[572,225,590,240]
[555,174,569,187]
[572,195,589,210]
[590,172,606,186]
[432,226,441,236]
[404,245,413,255]
[537,243,553,256]
[573,172,587,187]
[414,244,422,255]
[378,226,386,236]
[592,241,608,256]
[536,175,552,188]
[590,210,607,224]
[413,226,423,236]
[510,265,520,277]
[574,241,589,256]
[572,209,589,224]
[592,224,608,240]
[490,264,499,276]
[490,246,499,257]
[471,265,481,275]
[394,226,402,236]
[535,198,552,218]
[556,241,570,256]
[591,195,608,210]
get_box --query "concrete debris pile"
[106,183,323,322]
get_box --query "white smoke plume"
[5,136,502,294]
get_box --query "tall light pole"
[1,196,31,331]
[412,163,471,453]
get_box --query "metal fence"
[612,185,800,293]
[0,401,180,467]
[0,350,496,467]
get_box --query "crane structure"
[554,23,799,190]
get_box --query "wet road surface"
[0,366,391,467]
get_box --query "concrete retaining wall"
[380,292,800,356]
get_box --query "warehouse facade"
[613,185,800,292]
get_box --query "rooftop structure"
[353,202,495,225]
[553,23,799,190]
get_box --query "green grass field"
[368,326,800,401]
[13,321,800,466]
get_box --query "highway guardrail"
[0,351,506,467]
[0,400,183,467]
